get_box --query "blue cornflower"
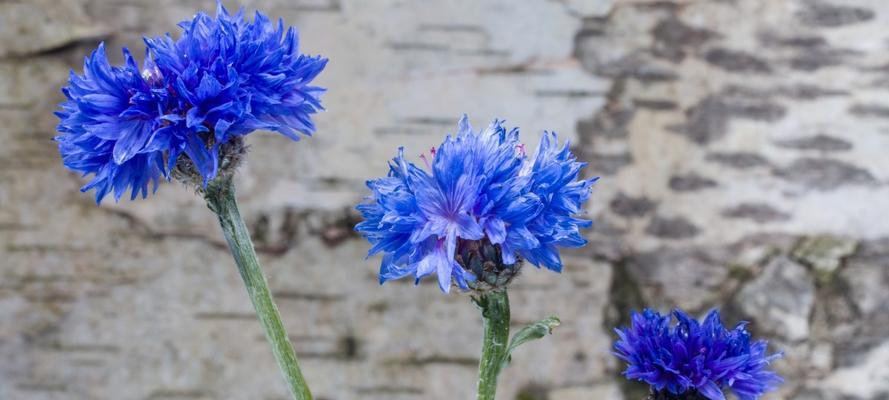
[614,309,783,400]
[55,2,327,203]
[55,44,169,202]
[355,116,597,293]
[520,131,597,271]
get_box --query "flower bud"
[457,238,522,293]
[172,136,246,192]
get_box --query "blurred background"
[1,0,888,399]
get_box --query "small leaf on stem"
[500,316,560,369]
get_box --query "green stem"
[475,290,511,400]
[204,177,313,400]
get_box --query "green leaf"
[500,315,560,369]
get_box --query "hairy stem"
[475,290,511,400]
[204,177,313,400]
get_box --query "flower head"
[55,44,170,202]
[613,309,783,400]
[55,2,327,203]
[355,115,597,293]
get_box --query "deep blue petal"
[613,308,783,399]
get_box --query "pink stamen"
[419,153,431,169]
[419,146,437,169]
[516,143,526,157]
